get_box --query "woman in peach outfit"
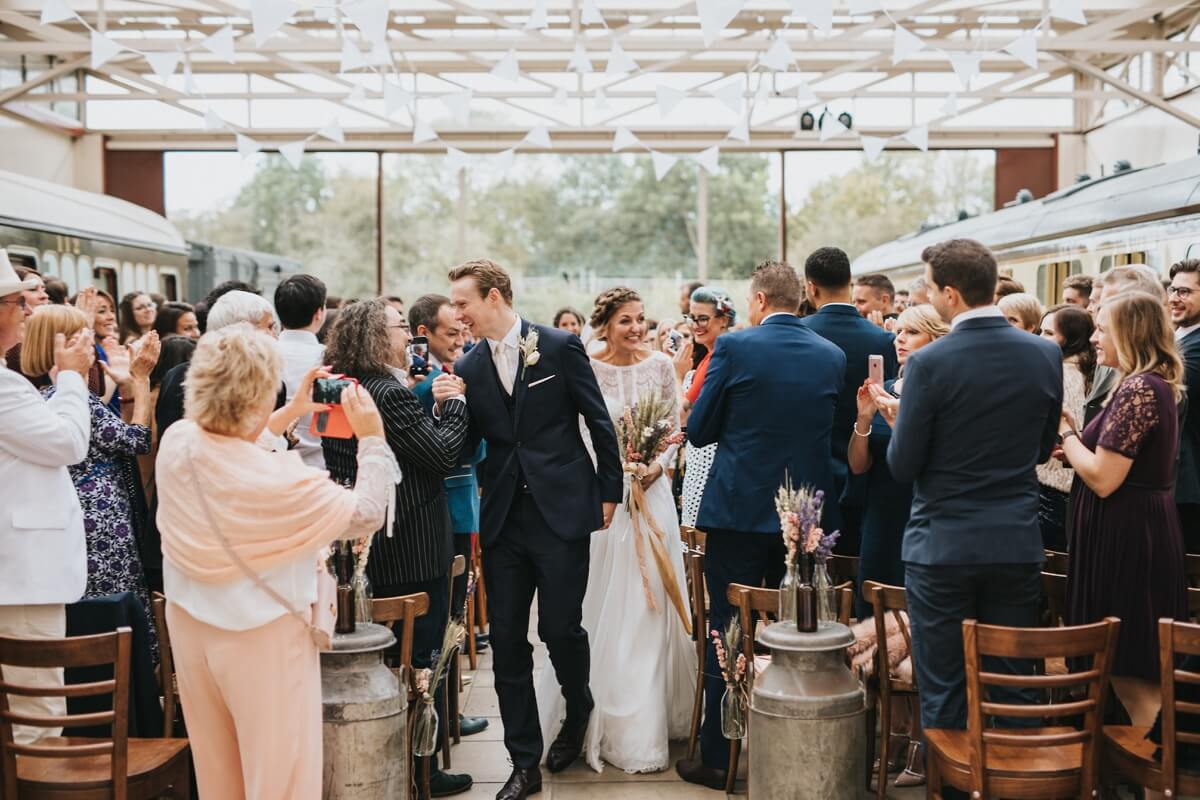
[156,324,399,800]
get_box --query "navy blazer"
[689,314,845,534]
[887,315,1063,566]
[414,365,486,534]
[455,319,623,546]
[1178,329,1200,505]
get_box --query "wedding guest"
[275,274,328,469]
[322,299,474,797]
[118,291,156,344]
[678,260,844,789]
[89,289,123,413]
[15,266,49,310]
[680,286,736,529]
[44,277,68,305]
[908,276,930,306]
[656,317,680,357]
[1083,266,1165,426]
[385,294,404,314]
[679,280,703,316]
[23,306,162,659]
[999,292,1043,333]
[1168,259,1200,550]
[853,273,897,325]
[994,274,1026,302]
[0,253,94,745]
[194,279,258,334]
[553,307,585,337]
[152,301,200,340]
[800,246,898,554]
[1061,291,1188,726]
[1062,274,1094,307]
[1088,281,1103,315]
[895,289,910,312]
[157,325,396,800]
[870,238,1062,735]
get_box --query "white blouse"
[1037,358,1088,495]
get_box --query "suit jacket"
[1083,365,1119,428]
[1177,329,1200,504]
[414,365,486,534]
[323,372,469,586]
[0,366,90,605]
[887,316,1063,566]
[689,313,846,534]
[455,319,622,547]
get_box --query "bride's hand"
[640,462,664,490]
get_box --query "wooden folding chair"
[1042,571,1068,628]
[861,580,915,800]
[149,593,180,738]
[0,626,192,800]
[373,593,431,800]
[726,583,780,795]
[443,554,467,762]
[925,617,1119,800]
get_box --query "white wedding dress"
[535,350,696,773]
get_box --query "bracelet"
[852,422,871,437]
[1061,429,1079,442]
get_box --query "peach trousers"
[166,602,322,800]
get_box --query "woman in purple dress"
[1060,291,1188,727]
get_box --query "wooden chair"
[443,554,467,763]
[861,580,916,800]
[685,547,708,761]
[465,536,485,671]
[1044,549,1070,576]
[373,593,431,800]
[925,617,1120,800]
[726,583,780,794]
[1185,554,1200,589]
[828,554,859,587]
[0,626,192,800]
[1042,571,1068,628]
[472,538,488,651]
[1103,618,1200,797]
[149,593,179,738]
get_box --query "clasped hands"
[432,373,467,409]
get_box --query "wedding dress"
[535,350,696,773]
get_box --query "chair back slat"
[979,668,1100,689]
[962,616,1119,800]
[8,740,115,758]
[0,678,115,699]
[150,593,176,737]
[862,581,911,715]
[1155,618,1200,795]
[2,709,117,729]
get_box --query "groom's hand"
[432,373,466,410]
[600,502,617,530]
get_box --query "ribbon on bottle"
[623,462,693,635]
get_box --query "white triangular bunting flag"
[236,134,261,160]
[367,39,392,66]
[413,120,438,143]
[40,0,76,26]
[847,0,878,13]
[727,119,750,142]
[250,0,299,46]
[347,83,366,104]
[567,43,592,74]
[947,52,981,89]
[1004,32,1039,70]
[709,80,743,114]
[202,24,236,63]
[655,84,687,117]
[553,87,569,106]
[90,31,123,70]
[340,40,367,73]
[760,37,795,72]
[279,140,306,169]
[445,147,470,173]
[940,92,959,116]
[605,42,638,76]
[182,54,197,93]
[342,0,390,47]
[651,151,678,181]
[442,90,473,125]
[696,0,744,47]
[693,146,720,176]
[523,126,552,149]
[525,0,548,30]
[860,134,887,161]
[203,109,225,131]
[490,148,516,173]
[581,0,604,26]
[902,124,928,151]
[819,115,847,142]
[891,25,924,65]
[1051,0,1086,26]
[145,50,181,82]
[612,127,640,152]
[790,0,832,35]
[318,118,345,143]
[491,49,520,83]
[795,80,818,106]
[383,79,412,115]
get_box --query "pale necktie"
[494,342,514,395]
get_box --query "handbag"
[185,446,337,650]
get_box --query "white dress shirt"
[760,311,797,325]
[1177,322,1200,341]
[950,304,1005,329]
[490,315,523,393]
[277,329,326,469]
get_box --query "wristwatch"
[1061,429,1079,442]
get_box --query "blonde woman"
[848,303,948,789]
[1060,291,1188,730]
[156,325,397,799]
[998,292,1043,333]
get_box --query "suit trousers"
[699,529,786,770]
[0,603,66,744]
[905,562,1042,731]
[483,492,592,769]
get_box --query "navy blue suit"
[687,313,844,769]
[454,319,622,769]
[1176,329,1200,550]
[887,313,1062,730]
[800,304,898,553]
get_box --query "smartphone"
[408,336,430,377]
[313,376,355,405]
[666,329,683,354]
[310,375,358,439]
[868,354,885,386]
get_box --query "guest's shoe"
[459,715,489,736]
[675,757,727,790]
[872,731,910,777]
[475,633,490,652]
[429,768,473,798]
[495,766,541,800]
[893,741,926,788]
[545,712,589,773]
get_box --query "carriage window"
[121,262,135,296]
[76,256,93,290]
[60,254,77,294]
[40,251,58,278]
[6,249,38,270]
[94,266,118,300]
[135,263,147,292]
[1100,256,1112,272]
[159,272,178,300]
[1036,264,1048,304]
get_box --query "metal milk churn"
[749,620,866,799]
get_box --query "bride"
[535,286,696,774]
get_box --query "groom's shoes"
[545,711,590,773]
[495,766,541,800]
[675,757,728,791]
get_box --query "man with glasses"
[1169,260,1200,549]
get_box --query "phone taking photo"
[408,336,430,377]
[868,354,885,386]
[310,375,359,439]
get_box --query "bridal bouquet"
[616,393,690,635]
[412,619,467,757]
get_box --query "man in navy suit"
[800,247,898,555]
[439,260,622,800]
[869,238,1062,734]
[676,260,844,789]
[1169,260,1200,550]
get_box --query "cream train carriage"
[852,156,1200,306]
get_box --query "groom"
[436,259,623,800]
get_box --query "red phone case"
[309,376,359,439]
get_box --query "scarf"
[156,420,356,583]
[685,350,713,405]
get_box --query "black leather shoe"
[675,757,727,790]
[475,633,490,652]
[459,715,489,736]
[494,766,541,800]
[545,713,589,773]
[429,768,473,798]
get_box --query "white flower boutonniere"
[519,329,541,380]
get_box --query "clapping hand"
[101,340,132,386]
[72,287,98,328]
[867,382,899,427]
[128,331,160,382]
[52,329,95,379]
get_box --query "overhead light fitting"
[837,111,853,130]
[800,111,815,130]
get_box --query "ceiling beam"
[1054,53,1200,128]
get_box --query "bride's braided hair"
[590,287,641,339]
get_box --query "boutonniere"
[519,329,540,380]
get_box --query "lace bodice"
[1097,374,1161,459]
[584,351,682,469]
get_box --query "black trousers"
[484,492,592,769]
[377,574,450,754]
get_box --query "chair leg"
[687,662,703,761]
[440,683,452,770]
[926,746,940,800]
[466,596,477,670]
[877,692,892,800]
[864,694,877,792]
[450,655,462,745]
[725,738,740,793]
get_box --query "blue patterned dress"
[41,387,156,660]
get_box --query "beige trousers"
[0,604,66,745]
[167,603,322,800]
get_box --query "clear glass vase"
[353,572,373,625]
[721,685,747,740]
[777,561,798,623]
[814,559,837,624]
[412,699,439,757]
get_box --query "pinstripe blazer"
[323,372,469,587]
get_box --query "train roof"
[851,156,1200,275]
[0,168,187,255]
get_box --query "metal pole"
[779,150,788,262]
[456,167,467,263]
[375,151,384,295]
[697,166,709,281]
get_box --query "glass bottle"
[777,561,798,623]
[412,699,439,756]
[353,572,373,624]
[814,558,836,624]
[721,685,747,740]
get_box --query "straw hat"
[0,249,38,297]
